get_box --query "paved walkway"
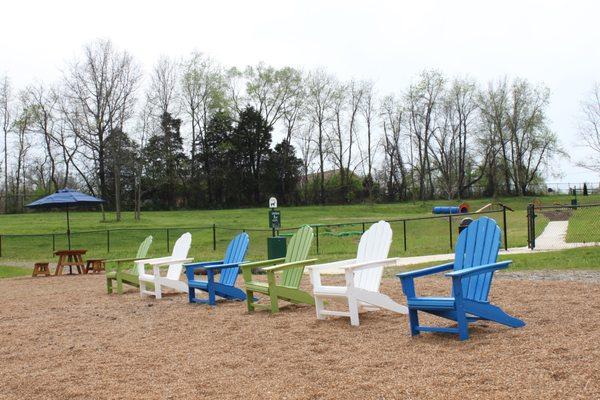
[533,220,600,250]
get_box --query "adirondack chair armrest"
[185,260,223,268]
[308,259,356,286]
[107,257,138,264]
[184,260,223,279]
[261,258,318,272]
[396,262,454,280]
[445,261,512,279]
[307,259,357,271]
[340,258,399,272]
[201,261,243,271]
[134,256,175,265]
[138,257,194,268]
[240,258,286,269]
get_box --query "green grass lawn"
[0,194,595,263]
[0,266,31,278]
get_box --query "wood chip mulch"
[0,273,598,399]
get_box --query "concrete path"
[534,220,600,250]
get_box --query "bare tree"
[62,39,141,213]
[430,78,483,199]
[327,80,364,202]
[238,63,303,129]
[0,76,12,210]
[148,56,180,118]
[505,79,560,195]
[576,83,600,172]
[479,79,512,195]
[12,95,32,210]
[380,94,409,200]
[359,80,376,201]
[180,52,227,182]
[294,122,318,204]
[405,70,445,200]
[23,84,61,191]
[305,69,336,204]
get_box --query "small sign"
[269,197,278,209]
[269,210,281,229]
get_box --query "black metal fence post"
[403,220,407,251]
[166,228,170,253]
[502,206,508,250]
[0,234,2,257]
[212,224,216,251]
[361,222,365,233]
[448,215,453,250]
[106,230,110,253]
[52,234,55,252]
[526,203,536,249]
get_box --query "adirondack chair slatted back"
[281,225,314,287]
[166,233,192,281]
[219,233,249,285]
[453,217,501,302]
[136,236,153,259]
[354,221,392,292]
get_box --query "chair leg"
[154,280,162,299]
[188,287,195,303]
[208,286,216,306]
[269,293,279,314]
[315,296,326,320]
[140,281,146,298]
[408,309,420,336]
[116,278,124,294]
[455,307,469,341]
[246,290,255,312]
[106,278,113,294]
[348,296,360,326]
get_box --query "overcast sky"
[1,0,599,185]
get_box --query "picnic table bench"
[54,249,87,275]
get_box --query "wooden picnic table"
[54,249,87,275]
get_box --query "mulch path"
[0,273,598,399]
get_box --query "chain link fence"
[0,208,511,262]
[527,203,600,250]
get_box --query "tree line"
[0,39,565,216]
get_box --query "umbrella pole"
[66,207,71,250]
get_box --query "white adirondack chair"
[138,232,193,299]
[309,221,408,326]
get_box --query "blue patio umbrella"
[26,188,105,249]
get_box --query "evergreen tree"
[229,106,272,204]
[263,139,302,204]
[142,112,188,209]
[200,110,234,207]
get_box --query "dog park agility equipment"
[397,216,525,340]
[105,235,153,294]
[242,225,316,313]
[309,221,407,326]
[138,232,193,299]
[432,202,469,214]
[185,232,249,306]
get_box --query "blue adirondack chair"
[185,232,249,306]
[397,217,525,340]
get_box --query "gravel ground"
[0,273,598,399]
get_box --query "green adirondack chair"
[241,225,317,313]
[106,236,153,294]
